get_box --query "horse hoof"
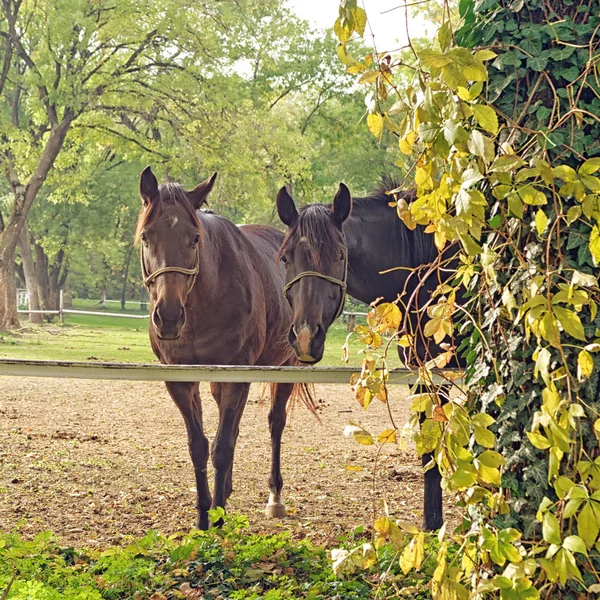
[265,502,287,518]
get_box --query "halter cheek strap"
[141,244,200,296]
[282,249,348,321]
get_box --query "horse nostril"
[288,325,297,345]
[153,307,162,327]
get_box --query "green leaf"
[419,122,442,143]
[474,49,497,61]
[577,502,599,548]
[437,21,452,51]
[579,158,600,176]
[553,165,578,182]
[450,468,477,490]
[471,104,499,135]
[518,184,547,205]
[458,231,483,255]
[490,155,526,172]
[474,425,495,448]
[478,450,506,468]
[527,55,548,71]
[543,511,562,545]
[553,306,586,341]
[468,130,494,162]
[472,413,495,427]
[563,535,588,556]
[418,49,452,68]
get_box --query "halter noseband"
[141,244,199,296]
[282,247,348,322]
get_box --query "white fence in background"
[16,290,150,321]
[16,289,368,325]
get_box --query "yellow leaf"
[535,209,548,235]
[577,349,594,382]
[474,425,495,448]
[471,104,499,135]
[397,334,413,347]
[540,312,561,349]
[590,225,600,266]
[475,49,497,61]
[399,541,416,574]
[352,6,367,36]
[367,113,384,139]
[399,130,416,155]
[354,431,374,445]
[344,465,363,472]
[377,429,397,444]
[527,431,552,449]
[367,303,401,332]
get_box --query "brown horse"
[136,166,305,529]
[276,181,461,531]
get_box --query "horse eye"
[339,252,345,262]
[281,255,288,266]
[141,232,148,244]
[192,234,200,247]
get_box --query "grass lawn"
[0,300,383,367]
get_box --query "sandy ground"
[0,377,457,548]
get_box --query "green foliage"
[332,0,600,597]
[0,309,366,366]
[0,518,444,599]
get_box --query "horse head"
[137,167,216,340]
[276,183,351,363]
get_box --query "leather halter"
[282,247,348,321]
[141,243,199,296]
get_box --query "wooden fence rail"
[0,359,461,386]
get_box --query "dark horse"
[276,180,460,531]
[137,167,305,529]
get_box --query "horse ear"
[140,166,159,207]
[189,172,217,209]
[276,187,299,227]
[331,182,352,226]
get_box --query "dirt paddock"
[0,377,457,548]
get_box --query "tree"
[0,0,237,329]
[332,0,600,596]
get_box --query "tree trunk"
[18,222,43,323]
[0,248,20,329]
[0,116,72,330]
[48,249,65,311]
[121,245,134,310]
[35,243,50,310]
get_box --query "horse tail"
[265,378,320,421]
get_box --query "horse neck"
[189,214,221,304]
[342,199,435,304]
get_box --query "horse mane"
[135,182,201,243]
[278,203,346,269]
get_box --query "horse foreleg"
[210,382,250,523]
[166,381,212,530]
[420,383,445,531]
[210,382,238,503]
[265,382,293,518]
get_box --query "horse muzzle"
[288,322,325,364]
[152,305,185,340]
